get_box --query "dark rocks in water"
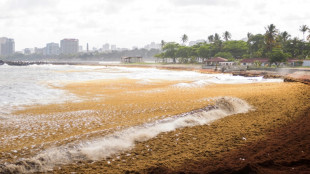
[5,61,31,66]
[3,61,47,66]
[0,60,4,65]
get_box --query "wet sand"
[0,68,309,173]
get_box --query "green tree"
[268,48,289,66]
[223,31,232,41]
[176,46,190,58]
[162,42,179,63]
[279,31,291,43]
[214,33,221,41]
[222,40,248,59]
[208,35,214,43]
[214,52,233,59]
[181,34,188,45]
[264,24,278,52]
[299,25,309,41]
[188,44,200,58]
[247,32,253,41]
[248,34,265,57]
[285,37,304,58]
[197,45,210,61]
[161,40,166,49]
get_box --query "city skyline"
[0,0,310,51]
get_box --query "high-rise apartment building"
[0,37,15,56]
[144,42,161,50]
[46,42,60,55]
[102,43,110,51]
[111,45,116,51]
[60,39,79,54]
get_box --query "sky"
[0,0,310,51]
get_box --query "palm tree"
[161,40,166,50]
[264,24,278,52]
[299,25,308,41]
[280,31,291,42]
[307,30,310,41]
[247,32,253,41]
[214,33,221,41]
[223,31,231,41]
[208,35,214,43]
[181,34,188,45]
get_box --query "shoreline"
[0,63,310,173]
[2,60,309,80]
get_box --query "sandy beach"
[0,65,309,173]
[50,82,310,174]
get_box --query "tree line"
[156,24,310,65]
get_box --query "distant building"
[118,48,129,51]
[0,37,15,56]
[102,43,110,51]
[240,58,269,66]
[188,40,205,46]
[111,45,117,51]
[45,43,59,55]
[36,47,46,55]
[92,47,98,51]
[144,42,161,50]
[121,56,143,63]
[60,38,79,54]
[24,48,32,55]
[303,60,310,67]
[205,57,228,66]
[79,45,83,52]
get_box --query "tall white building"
[102,43,110,52]
[23,48,32,55]
[79,45,83,52]
[35,47,45,55]
[60,39,79,54]
[111,45,116,51]
[0,37,15,56]
[46,42,60,55]
[144,42,161,50]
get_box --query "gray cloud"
[90,0,138,15]
[7,0,59,10]
[170,0,238,6]
[283,14,310,22]
[0,14,16,20]
[0,0,60,20]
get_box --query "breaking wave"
[173,80,209,88]
[0,97,252,173]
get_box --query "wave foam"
[0,97,252,173]
[173,80,209,88]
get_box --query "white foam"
[0,97,252,173]
[173,80,210,88]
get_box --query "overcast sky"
[1,0,310,51]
